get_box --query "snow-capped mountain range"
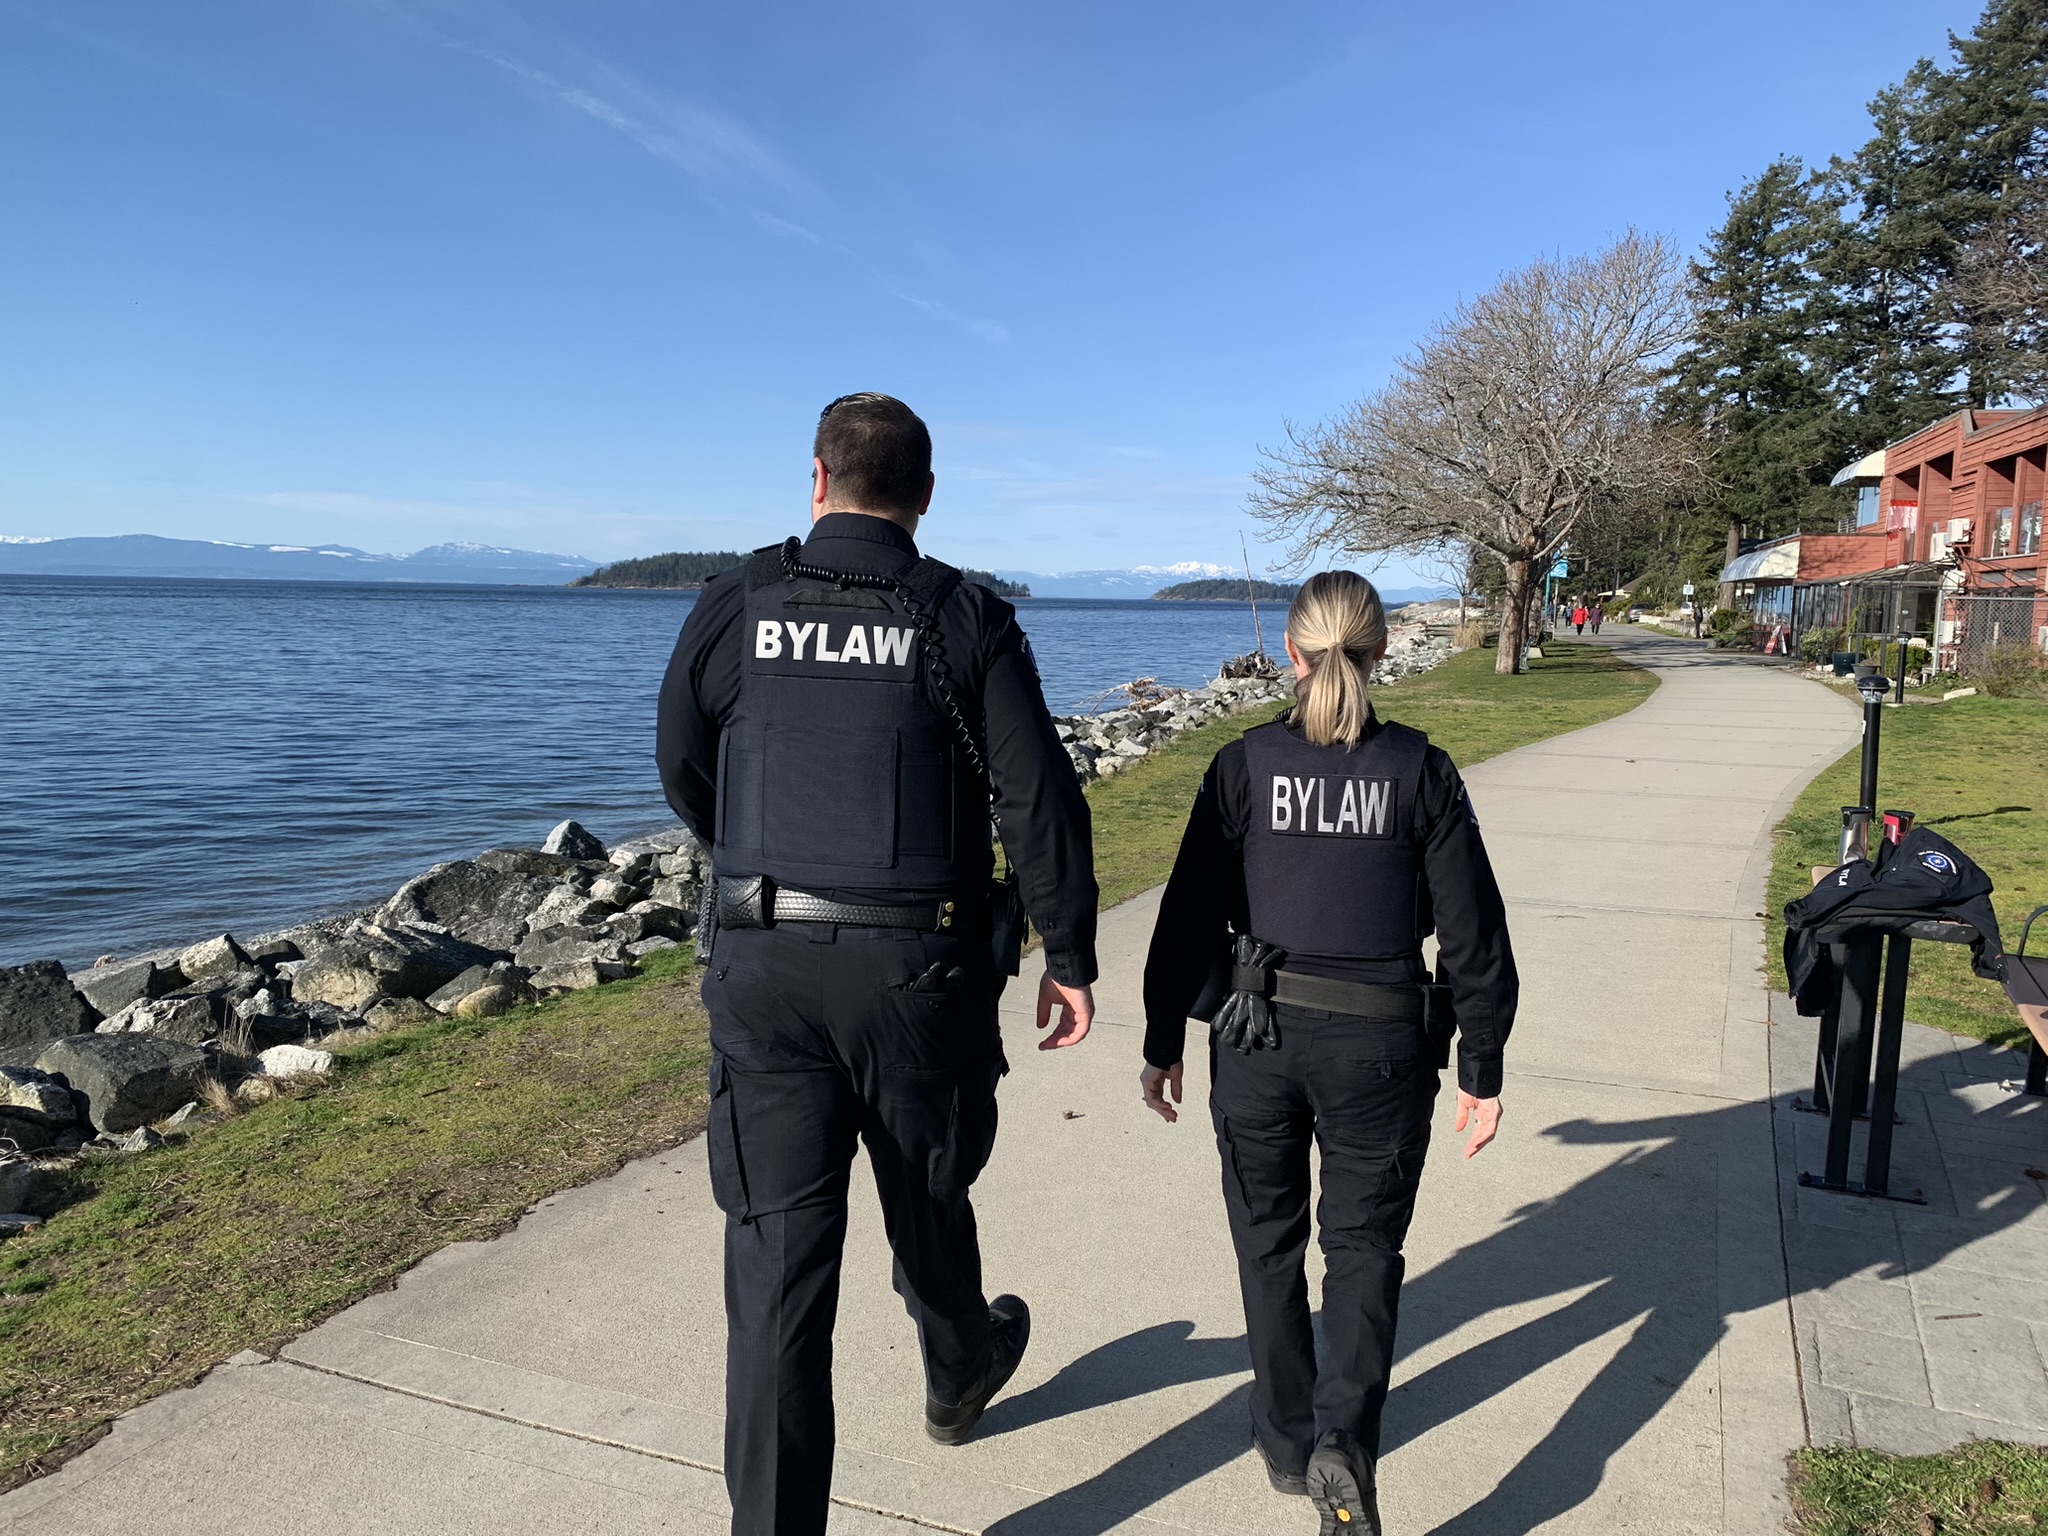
[992,562,1234,598]
[0,537,1441,603]
[0,535,598,584]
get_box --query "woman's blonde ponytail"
[1285,571,1388,748]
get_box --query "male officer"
[656,392,1099,1536]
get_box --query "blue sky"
[0,0,1986,581]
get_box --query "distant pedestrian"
[1590,604,1604,634]
[1692,604,1705,640]
[1571,604,1587,635]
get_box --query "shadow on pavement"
[984,1047,2046,1535]
[980,1320,1247,1435]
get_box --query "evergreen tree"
[1819,0,2048,412]
[1815,77,1961,443]
[1920,0,2048,402]
[1669,159,1849,550]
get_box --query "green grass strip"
[1766,692,2048,1046]
[1791,1441,2048,1535]
[0,947,713,1490]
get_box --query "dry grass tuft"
[196,1077,241,1120]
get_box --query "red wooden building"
[1841,407,2048,669]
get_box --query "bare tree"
[1950,175,2048,404]
[1409,537,1482,627]
[1250,232,1698,673]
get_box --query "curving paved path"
[1,630,1870,1535]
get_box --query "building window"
[1994,507,2015,556]
[1857,486,1880,527]
[2021,501,2043,556]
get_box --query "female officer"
[1138,571,1516,1536]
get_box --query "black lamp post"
[1839,663,1891,864]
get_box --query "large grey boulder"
[0,961,103,1050]
[179,934,251,984]
[292,923,498,1010]
[476,847,587,879]
[243,935,303,967]
[606,902,693,944]
[515,925,629,971]
[649,876,699,910]
[257,1044,333,1080]
[0,1065,76,1124]
[656,847,707,881]
[101,993,222,1046]
[0,1112,61,1153]
[587,874,637,907]
[524,884,615,933]
[36,1034,211,1133]
[235,997,357,1048]
[543,819,607,860]
[606,850,654,881]
[361,995,435,1032]
[425,962,532,1015]
[72,958,180,1016]
[0,1157,43,1213]
[377,860,559,953]
[530,959,631,992]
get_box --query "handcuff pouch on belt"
[696,874,719,966]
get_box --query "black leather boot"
[1306,1429,1381,1535]
[925,1295,1030,1446]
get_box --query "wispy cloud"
[385,8,1010,346]
[896,293,1009,345]
[457,44,815,201]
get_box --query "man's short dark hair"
[814,393,932,516]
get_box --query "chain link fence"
[1947,591,2048,675]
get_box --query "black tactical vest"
[713,545,980,895]
[1239,716,1431,962]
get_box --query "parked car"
[1626,606,1644,622]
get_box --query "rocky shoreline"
[0,630,1456,1227]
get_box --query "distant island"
[574,550,1030,598]
[1152,577,1300,602]
[573,551,748,588]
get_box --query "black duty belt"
[715,874,962,933]
[1269,970,1439,1025]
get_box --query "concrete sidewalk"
[2,631,1893,1534]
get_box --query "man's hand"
[1035,972,1094,1049]
[1140,1062,1183,1122]
[1453,1090,1502,1158]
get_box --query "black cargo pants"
[701,923,1007,1536]
[1209,1003,1439,1476]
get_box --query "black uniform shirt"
[656,513,1100,987]
[1142,710,1517,1097]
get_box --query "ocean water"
[0,576,1272,965]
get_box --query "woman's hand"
[1454,1090,1502,1158]
[1141,1063,1184,1123]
